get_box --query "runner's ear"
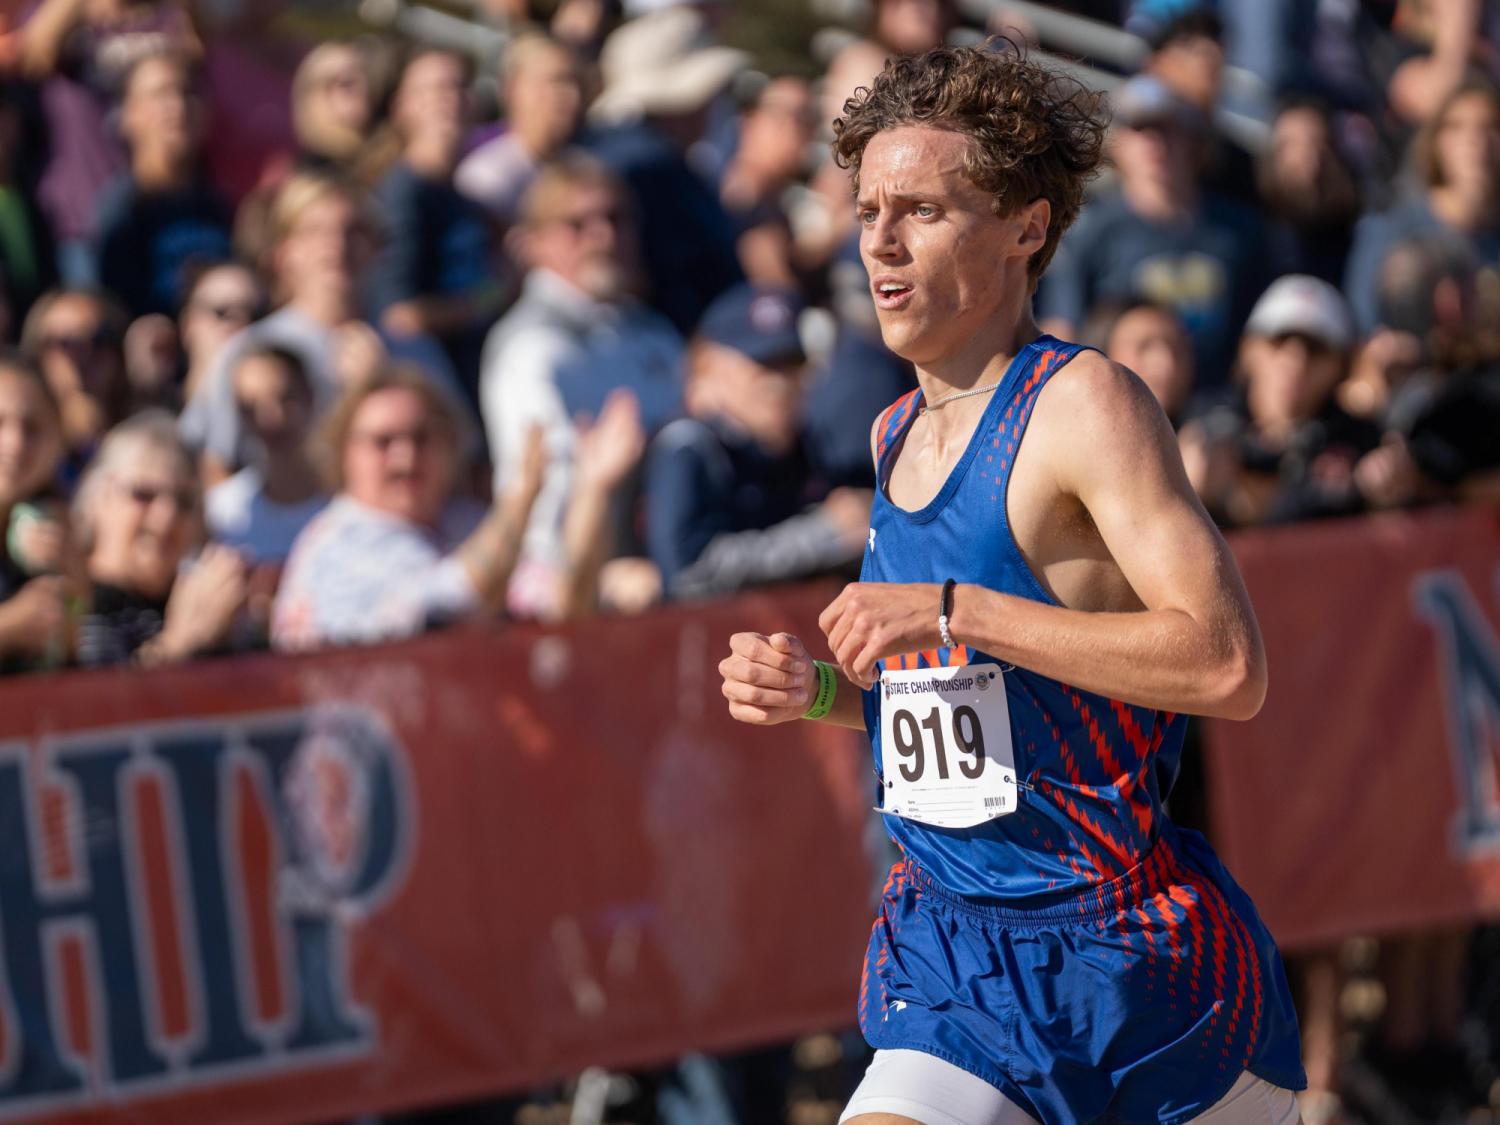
[1016,198,1050,260]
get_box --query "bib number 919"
[888,704,986,782]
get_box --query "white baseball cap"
[1244,274,1355,352]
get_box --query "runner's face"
[857,126,1038,367]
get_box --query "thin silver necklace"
[918,381,1002,415]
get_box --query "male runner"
[719,45,1306,1125]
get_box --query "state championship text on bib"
[878,663,1018,829]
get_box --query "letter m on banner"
[1415,569,1500,855]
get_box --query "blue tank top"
[860,334,1190,901]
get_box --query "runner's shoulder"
[867,387,920,463]
[1034,347,1169,442]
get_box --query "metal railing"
[963,0,1270,152]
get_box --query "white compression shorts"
[840,1049,1301,1125]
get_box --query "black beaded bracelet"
[939,578,957,647]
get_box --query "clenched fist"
[719,631,815,724]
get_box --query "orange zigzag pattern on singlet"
[1035,778,1132,876]
[1066,689,1127,779]
[1109,699,1153,762]
[1107,701,1159,837]
[1008,675,1137,876]
[1045,770,1136,871]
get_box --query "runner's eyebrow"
[856,191,940,209]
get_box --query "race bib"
[878,662,1017,829]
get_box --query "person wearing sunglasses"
[1205,274,1382,527]
[273,361,646,649]
[480,151,682,617]
[178,260,266,402]
[120,260,266,417]
[271,365,534,650]
[72,410,248,666]
[20,287,132,486]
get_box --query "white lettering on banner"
[878,662,1018,829]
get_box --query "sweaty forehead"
[859,125,973,194]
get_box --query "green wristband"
[802,660,838,721]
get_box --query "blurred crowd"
[0,0,1495,1118]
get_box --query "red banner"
[1204,505,1500,951]
[4,506,1497,1121]
[0,588,877,1123]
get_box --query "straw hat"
[589,7,748,123]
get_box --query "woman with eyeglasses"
[271,364,536,650]
[118,260,267,417]
[272,363,644,650]
[73,410,248,666]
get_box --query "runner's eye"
[915,204,937,219]
[859,208,878,225]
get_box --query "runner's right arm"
[720,631,865,730]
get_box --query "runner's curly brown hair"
[832,43,1107,288]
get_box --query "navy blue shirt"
[95,175,231,317]
[584,122,742,334]
[370,160,496,390]
[1038,191,1269,387]
[645,414,828,598]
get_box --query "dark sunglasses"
[554,208,624,234]
[192,301,263,324]
[40,329,114,353]
[122,482,197,511]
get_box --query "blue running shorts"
[857,824,1306,1125]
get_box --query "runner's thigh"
[840,1048,1040,1125]
[1188,1071,1302,1124]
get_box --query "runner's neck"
[913,314,1041,443]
